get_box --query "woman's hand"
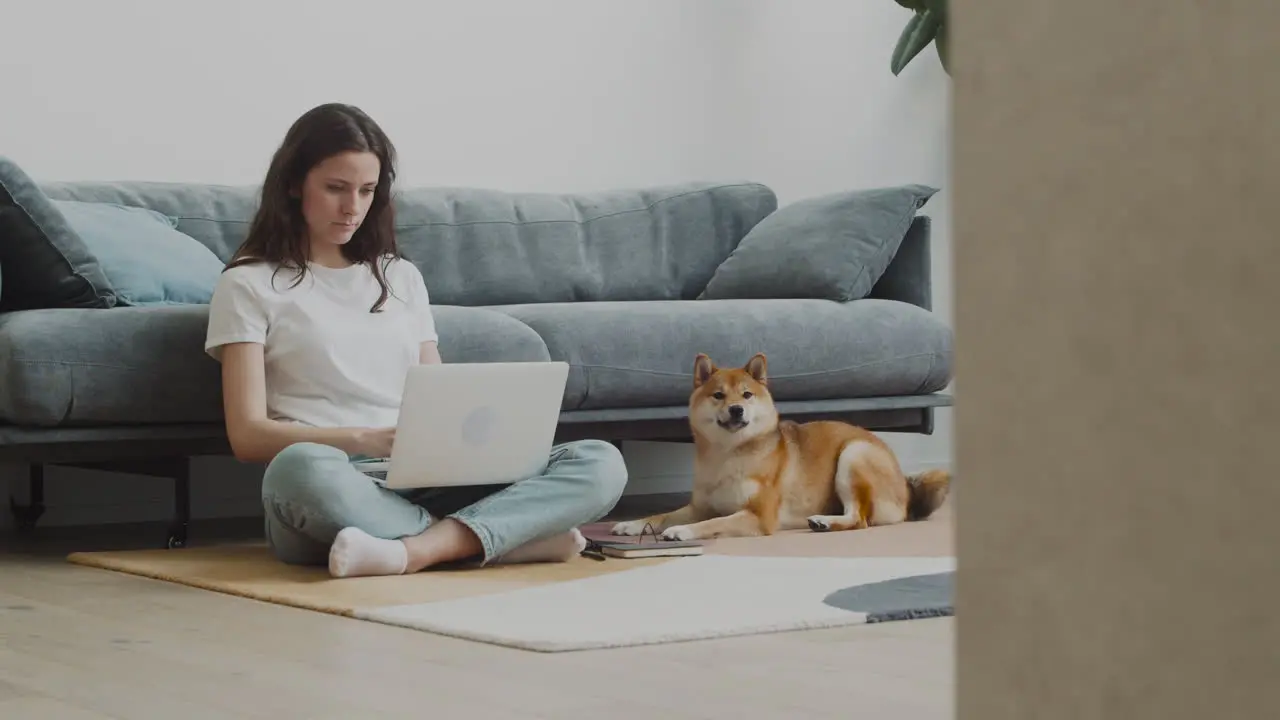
[352,427,396,458]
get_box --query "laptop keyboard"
[350,459,390,484]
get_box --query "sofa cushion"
[0,156,118,311]
[0,304,549,427]
[431,305,550,364]
[392,181,777,306]
[699,184,938,302]
[51,199,226,306]
[491,298,954,411]
[0,305,221,426]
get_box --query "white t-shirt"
[204,256,438,429]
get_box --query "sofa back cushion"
[39,179,776,307]
[392,182,776,306]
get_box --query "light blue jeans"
[259,439,628,565]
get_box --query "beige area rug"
[66,504,953,651]
[65,543,669,616]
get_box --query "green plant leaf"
[893,0,927,9]
[891,13,924,74]
[934,21,949,74]
[891,8,940,75]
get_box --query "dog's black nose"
[728,404,744,419]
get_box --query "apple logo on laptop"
[461,405,499,446]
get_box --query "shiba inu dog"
[611,352,951,541]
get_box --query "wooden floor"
[0,506,954,720]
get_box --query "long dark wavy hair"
[226,102,400,312]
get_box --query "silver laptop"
[351,361,569,489]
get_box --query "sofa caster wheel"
[166,522,188,549]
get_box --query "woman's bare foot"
[495,528,587,565]
[400,518,484,573]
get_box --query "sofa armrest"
[868,215,932,311]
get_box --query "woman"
[205,103,628,578]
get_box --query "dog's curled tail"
[905,469,951,521]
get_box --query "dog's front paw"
[806,516,832,532]
[610,519,650,536]
[660,525,696,541]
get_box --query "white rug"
[355,554,956,652]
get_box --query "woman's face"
[298,150,380,252]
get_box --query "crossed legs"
[260,440,628,577]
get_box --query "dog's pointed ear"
[693,353,716,387]
[745,352,768,384]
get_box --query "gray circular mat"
[822,571,954,622]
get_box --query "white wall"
[0,0,951,527]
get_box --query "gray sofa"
[0,155,953,547]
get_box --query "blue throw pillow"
[51,199,225,306]
[697,184,939,302]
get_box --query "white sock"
[328,527,408,578]
[494,528,587,565]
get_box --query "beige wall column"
[953,2,1280,718]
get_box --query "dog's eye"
[712,391,725,400]
[742,391,753,399]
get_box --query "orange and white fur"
[611,353,951,542]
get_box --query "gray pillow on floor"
[698,184,938,302]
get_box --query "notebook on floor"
[578,522,706,559]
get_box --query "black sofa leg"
[8,464,46,534]
[167,461,191,549]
